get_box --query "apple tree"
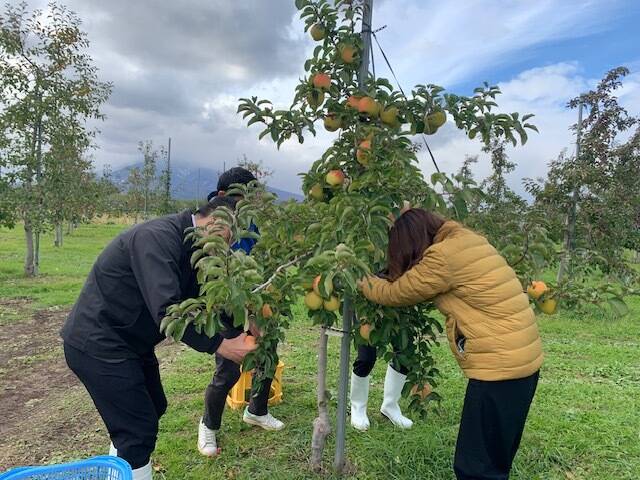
[162,0,539,471]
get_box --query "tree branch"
[511,226,530,268]
[252,253,311,293]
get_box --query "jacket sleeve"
[129,228,222,354]
[360,247,451,307]
[181,324,223,354]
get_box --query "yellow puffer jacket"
[361,221,543,381]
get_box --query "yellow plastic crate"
[226,361,284,410]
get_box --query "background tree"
[527,67,639,313]
[158,142,173,214]
[125,166,145,223]
[124,140,169,221]
[43,137,91,246]
[0,1,111,276]
[139,140,159,220]
[237,154,274,182]
[463,138,555,284]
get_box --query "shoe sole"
[351,422,369,431]
[380,410,413,429]
[242,416,284,431]
[198,445,221,457]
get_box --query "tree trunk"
[34,230,40,276]
[24,219,36,277]
[310,327,331,472]
[54,222,63,247]
[143,187,148,220]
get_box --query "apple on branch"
[326,169,345,187]
[312,73,331,91]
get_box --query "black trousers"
[202,323,275,430]
[454,371,539,480]
[352,344,409,377]
[64,343,167,469]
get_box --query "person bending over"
[359,208,542,480]
[61,197,255,480]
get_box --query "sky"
[21,0,640,195]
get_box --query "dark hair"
[386,208,446,281]
[217,167,256,192]
[196,195,237,217]
[206,167,257,201]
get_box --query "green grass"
[1,223,639,479]
[0,223,127,310]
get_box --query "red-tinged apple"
[326,170,345,186]
[312,73,331,90]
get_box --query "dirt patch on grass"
[0,306,75,438]
[0,300,181,470]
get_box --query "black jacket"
[61,210,222,360]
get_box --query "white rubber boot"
[197,418,219,457]
[132,462,152,480]
[350,372,370,431]
[108,442,117,456]
[380,365,413,429]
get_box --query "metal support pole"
[334,0,373,474]
[557,101,583,283]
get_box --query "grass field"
[1,223,639,479]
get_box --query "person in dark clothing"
[61,196,255,480]
[350,273,414,432]
[208,166,259,254]
[197,167,284,458]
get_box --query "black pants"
[202,322,275,430]
[64,343,167,469]
[352,344,409,377]
[454,371,539,480]
[202,352,273,429]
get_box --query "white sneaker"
[197,418,220,457]
[242,408,285,431]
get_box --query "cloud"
[419,63,640,198]
[371,0,629,87]
[20,0,639,196]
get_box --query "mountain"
[109,164,303,202]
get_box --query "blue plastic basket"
[0,456,132,480]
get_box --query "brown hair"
[385,209,446,281]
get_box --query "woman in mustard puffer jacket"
[359,208,543,480]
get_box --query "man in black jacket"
[61,196,254,479]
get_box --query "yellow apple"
[324,113,342,132]
[308,183,324,201]
[323,296,341,312]
[310,24,326,41]
[304,291,324,310]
